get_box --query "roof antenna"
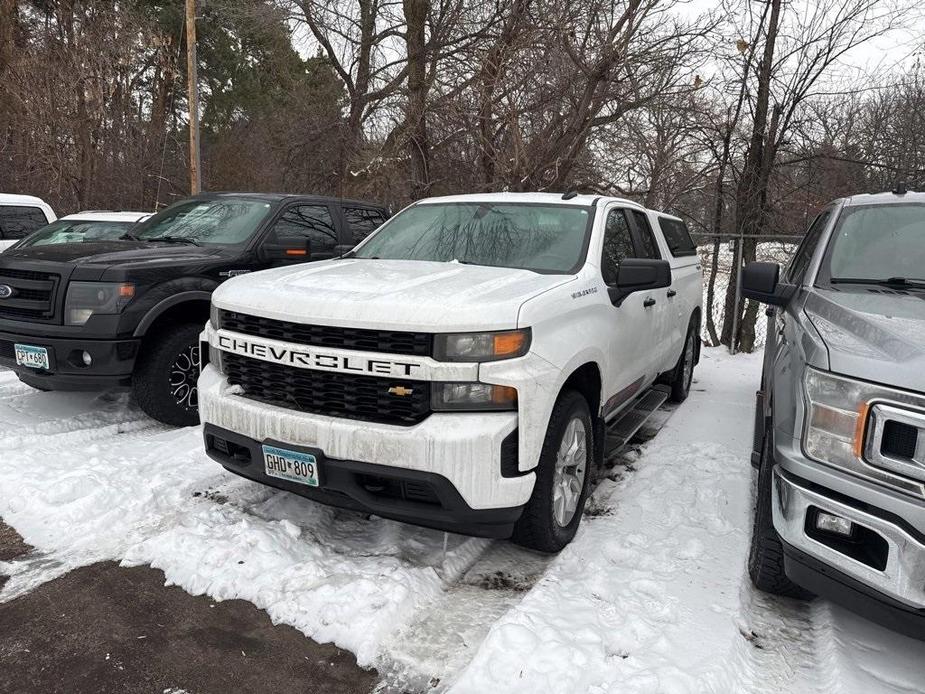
[562,190,579,200]
[893,180,908,195]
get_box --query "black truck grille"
[220,310,432,357]
[882,420,918,460]
[0,268,59,320]
[223,353,432,426]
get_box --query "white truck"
[0,194,56,250]
[199,193,702,551]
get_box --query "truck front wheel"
[668,320,697,403]
[133,322,202,426]
[748,435,814,599]
[512,390,593,553]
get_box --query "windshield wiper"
[119,232,141,241]
[149,235,201,246]
[831,277,925,289]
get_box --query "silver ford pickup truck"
[743,189,924,639]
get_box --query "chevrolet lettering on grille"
[217,332,424,378]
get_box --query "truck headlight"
[803,367,871,467]
[434,329,530,362]
[64,282,135,326]
[432,383,517,411]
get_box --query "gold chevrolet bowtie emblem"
[388,386,414,397]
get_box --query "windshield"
[18,219,137,248]
[134,198,273,246]
[822,203,925,284]
[353,202,593,273]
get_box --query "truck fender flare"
[133,291,213,337]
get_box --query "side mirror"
[608,259,672,305]
[741,262,795,306]
[261,234,310,263]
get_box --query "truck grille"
[223,353,432,426]
[0,268,59,320]
[220,310,432,357]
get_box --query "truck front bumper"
[0,329,139,390]
[203,423,525,538]
[772,467,925,639]
[198,365,536,537]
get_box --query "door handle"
[667,289,677,298]
[643,297,656,308]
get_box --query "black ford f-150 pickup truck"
[0,192,388,425]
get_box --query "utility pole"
[185,0,201,194]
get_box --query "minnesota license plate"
[14,344,49,370]
[262,444,320,487]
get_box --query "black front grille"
[0,268,53,282]
[0,268,59,320]
[220,310,432,357]
[882,420,918,459]
[223,353,432,426]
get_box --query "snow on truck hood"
[213,258,576,331]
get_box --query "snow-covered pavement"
[0,350,922,693]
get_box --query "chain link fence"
[696,240,799,351]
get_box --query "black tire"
[668,319,697,403]
[133,322,202,426]
[512,390,593,553]
[747,435,814,599]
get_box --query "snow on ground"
[0,352,923,693]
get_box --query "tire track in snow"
[710,582,820,694]
[375,541,554,693]
[376,408,679,693]
[0,414,162,450]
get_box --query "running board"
[603,385,670,456]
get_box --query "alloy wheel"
[552,416,587,527]
[169,343,200,411]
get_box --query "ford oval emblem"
[0,285,12,299]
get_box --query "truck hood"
[213,258,576,331]
[1,240,222,267]
[804,288,925,392]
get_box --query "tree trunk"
[705,236,721,345]
[0,0,15,82]
[338,0,375,193]
[0,0,17,180]
[403,0,430,199]
[721,0,782,350]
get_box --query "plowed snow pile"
[0,350,922,693]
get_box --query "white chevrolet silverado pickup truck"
[198,193,702,551]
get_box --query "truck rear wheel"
[748,435,814,599]
[512,390,593,553]
[133,322,202,426]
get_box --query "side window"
[344,207,387,245]
[658,217,697,257]
[601,209,636,284]
[0,206,49,239]
[628,210,660,259]
[786,209,832,284]
[268,205,337,254]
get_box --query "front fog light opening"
[67,349,93,369]
[815,511,854,537]
[805,506,888,571]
